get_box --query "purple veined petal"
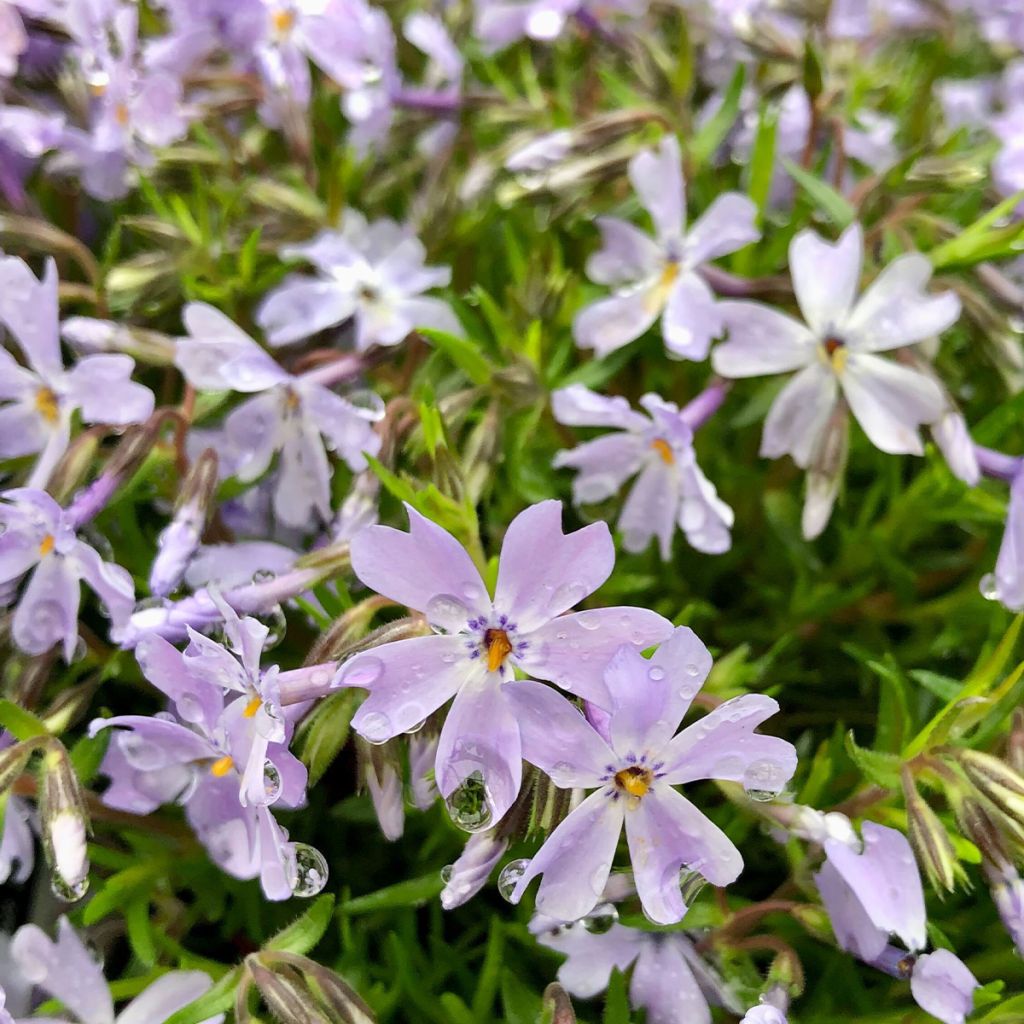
[843,254,961,352]
[117,972,220,1024]
[909,950,979,1024]
[494,500,613,631]
[184,627,250,696]
[516,607,674,707]
[815,857,889,961]
[625,784,743,920]
[12,555,79,661]
[256,276,356,348]
[659,694,796,794]
[69,541,135,630]
[662,271,724,362]
[273,419,333,529]
[300,381,384,472]
[0,403,48,458]
[601,642,673,755]
[713,301,818,378]
[683,191,760,267]
[342,634,472,740]
[761,361,839,468]
[134,633,224,734]
[25,409,71,491]
[502,679,615,787]
[629,135,685,244]
[586,216,662,288]
[677,460,734,555]
[572,289,661,359]
[91,715,221,768]
[177,303,289,392]
[223,391,284,484]
[931,410,980,487]
[11,917,114,1024]
[994,471,1024,611]
[618,456,680,561]
[839,353,946,456]
[550,383,650,431]
[435,674,522,826]
[536,922,644,999]
[392,296,463,338]
[790,223,863,337]
[555,433,649,505]
[510,789,625,922]
[824,822,927,953]
[350,503,489,618]
[95,732,195,814]
[63,354,155,424]
[0,256,61,379]
[630,937,712,1024]
[131,72,187,148]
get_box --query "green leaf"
[844,730,901,788]
[364,454,418,504]
[929,190,1024,269]
[69,729,110,786]
[162,967,240,1024]
[297,689,356,787]
[0,699,49,741]
[501,971,539,1024]
[603,969,631,1024]
[339,873,445,915]
[265,894,336,954]
[418,328,492,387]
[783,159,856,227]
[125,898,157,967]
[690,64,745,167]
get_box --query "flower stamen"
[484,628,513,672]
[38,534,55,557]
[243,696,263,719]
[651,438,674,464]
[210,755,234,777]
[614,765,653,799]
[823,336,848,373]
[35,387,59,424]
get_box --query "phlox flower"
[981,460,1024,611]
[473,0,646,50]
[503,626,797,923]
[9,916,223,1024]
[712,223,961,536]
[0,736,32,888]
[256,212,461,349]
[336,500,673,828]
[0,488,135,660]
[573,134,758,361]
[552,383,733,558]
[815,821,979,1024]
[0,3,26,78]
[0,255,153,489]
[175,302,384,530]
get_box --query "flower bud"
[409,733,438,811]
[246,953,376,1024]
[323,617,432,674]
[1008,709,1024,777]
[902,768,963,893]
[957,748,1024,829]
[802,410,848,541]
[541,983,576,1024]
[0,740,36,796]
[286,956,376,1024]
[47,428,102,503]
[245,959,333,1024]
[951,791,1014,868]
[985,861,1024,956]
[358,739,404,842]
[441,831,509,910]
[38,741,90,902]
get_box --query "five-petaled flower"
[336,500,673,829]
[503,626,797,924]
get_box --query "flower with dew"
[0,2,26,78]
[815,821,979,1024]
[0,736,33,891]
[473,0,647,50]
[982,460,1024,611]
[711,223,961,537]
[573,134,759,361]
[336,500,673,829]
[531,909,739,1024]
[441,831,508,910]
[0,255,154,490]
[503,626,797,923]
[552,383,733,558]
[256,212,461,349]
[0,488,135,660]
[174,302,384,530]
[10,916,224,1024]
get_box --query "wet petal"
[814,858,889,962]
[117,972,218,1024]
[257,277,356,348]
[713,301,817,377]
[536,923,644,999]
[586,216,662,287]
[910,950,979,1024]
[135,633,223,733]
[64,353,152,424]
[678,461,734,555]
[761,362,838,468]
[12,555,79,661]
[684,191,759,266]
[555,433,648,505]
[630,938,712,1024]
[662,271,723,362]
[550,383,650,431]
[70,542,135,629]
[619,457,679,561]
[0,256,61,379]
[573,289,661,358]
[790,223,863,336]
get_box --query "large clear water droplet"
[262,760,282,803]
[980,573,1000,601]
[358,710,392,744]
[445,770,493,833]
[51,873,89,902]
[679,869,707,905]
[256,604,286,650]
[583,902,618,934]
[742,758,787,802]
[425,593,470,634]
[440,864,454,884]
[340,655,384,688]
[289,843,329,897]
[497,858,530,901]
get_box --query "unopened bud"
[903,768,963,893]
[952,791,1014,868]
[47,428,102,503]
[287,956,376,1024]
[984,862,1024,956]
[248,953,376,1024]
[246,959,332,1024]
[61,317,177,366]
[358,740,404,842]
[326,617,432,675]
[0,740,37,795]
[409,733,438,810]
[1009,709,1024,777]
[767,950,804,998]
[440,831,509,910]
[39,741,90,902]
[295,539,351,577]
[541,983,576,1024]
[957,749,1024,828]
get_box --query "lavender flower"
[0,736,33,887]
[552,383,733,558]
[909,951,980,1024]
[256,213,461,349]
[336,500,673,828]
[175,302,384,530]
[0,3,26,77]
[504,627,797,923]
[573,135,758,361]
[11,916,224,1024]
[473,0,646,49]
[979,455,1024,610]
[987,861,1024,955]
[0,255,154,489]
[0,488,135,660]
[441,831,508,909]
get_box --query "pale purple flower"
[363,748,404,841]
[410,731,438,810]
[473,0,646,49]
[533,915,728,1024]
[0,488,135,660]
[987,861,1024,955]
[741,1006,787,1024]
[0,3,26,77]
[504,627,797,923]
[910,950,980,1024]
[11,916,224,1024]
[0,736,33,887]
[403,13,464,158]
[337,500,673,828]
[573,135,758,361]
[983,464,1024,611]
[185,541,300,591]
[256,213,460,350]
[552,384,733,558]
[441,831,508,909]
[175,302,384,530]
[0,255,154,489]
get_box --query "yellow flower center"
[646,261,681,313]
[243,696,263,719]
[822,336,848,374]
[35,387,59,424]
[651,438,675,464]
[38,534,55,557]
[114,103,130,127]
[210,755,235,777]
[272,8,296,33]
[485,628,513,672]
[614,765,653,799]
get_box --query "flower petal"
[550,383,650,431]
[761,362,838,468]
[301,382,384,472]
[135,633,223,734]
[619,457,679,560]
[678,461,734,555]
[537,923,643,999]
[0,256,61,379]
[70,542,135,630]
[630,938,712,1024]
[814,858,889,962]
[12,555,79,661]
[555,434,648,505]
[662,271,723,362]
[573,290,661,358]
[0,404,48,458]
[64,354,155,425]
[910,950,979,1024]
[684,191,759,266]
[629,135,684,243]
[117,972,218,1024]
[257,277,357,348]
[994,471,1024,611]
[790,223,863,336]
[713,301,818,377]
[586,216,662,287]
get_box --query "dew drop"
[358,710,392,744]
[497,858,530,901]
[582,902,619,934]
[577,610,602,631]
[341,655,384,688]
[742,758,787,802]
[289,843,329,897]
[684,662,701,677]
[257,604,286,650]
[648,666,666,682]
[980,573,1000,601]
[445,770,494,833]
[679,868,707,905]
[262,760,282,803]
[548,760,576,787]
[51,873,89,903]
[550,580,588,612]
[440,864,454,884]
[426,593,470,634]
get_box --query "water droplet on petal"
[341,655,384,688]
[252,568,276,584]
[445,771,494,833]
[440,864,454,884]
[289,843,328,897]
[426,593,470,634]
[980,573,1000,601]
[648,666,666,682]
[684,662,701,677]
[743,758,787,802]
[51,873,89,902]
[577,610,602,630]
[582,902,618,934]
[256,605,286,650]
[550,580,587,612]
[262,760,282,802]
[679,868,707,905]
[358,710,392,744]
[497,858,530,901]
[548,760,576,787]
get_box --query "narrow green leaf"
[297,689,356,787]
[0,700,49,741]
[339,873,445,915]
[418,328,492,387]
[783,159,856,227]
[162,967,240,1024]
[845,730,901,788]
[690,64,745,167]
[603,969,631,1024]
[265,894,336,954]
